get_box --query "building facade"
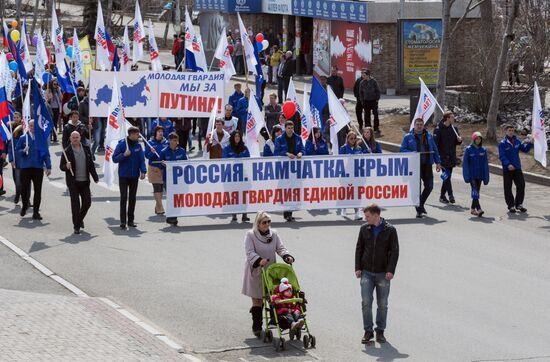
[195,0,482,93]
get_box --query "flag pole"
[61,146,75,176]
[18,76,29,154]
[8,119,16,169]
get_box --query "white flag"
[327,85,350,155]
[0,52,16,100]
[148,20,162,71]
[184,8,208,72]
[33,32,49,86]
[51,3,67,75]
[411,77,438,130]
[120,25,131,72]
[132,0,145,64]
[103,77,127,188]
[203,97,220,159]
[20,22,33,72]
[245,94,265,157]
[301,84,314,143]
[22,82,31,134]
[237,13,257,76]
[94,0,111,71]
[71,29,84,83]
[214,28,236,82]
[286,77,297,102]
[532,82,547,167]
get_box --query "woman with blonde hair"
[242,211,295,337]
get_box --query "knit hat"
[279,278,292,293]
[472,131,482,141]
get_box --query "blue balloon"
[42,72,52,84]
[9,61,18,72]
[66,46,73,58]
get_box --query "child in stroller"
[271,277,305,331]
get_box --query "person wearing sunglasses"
[242,211,295,338]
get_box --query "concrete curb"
[0,234,200,361]
[378,140,550,187]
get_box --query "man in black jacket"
[359,69,381,136]
[433,111,462,204]
[62,111,89,149]
[354,72,366,130]
[327,66,345,99]
[281,51,295,100]
[60,131,99,234]
[355,203,399,344]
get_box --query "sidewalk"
[0,288,193,362]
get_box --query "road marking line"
[0,234,200,361]
[0,235,88,297]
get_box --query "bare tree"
[435,0,487,121]
[31,0,40,37]
[486,0,520,140]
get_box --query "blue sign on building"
[292,0,368,23]
[194,0,262,13]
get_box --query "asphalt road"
[1,139,550,362]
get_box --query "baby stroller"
[261,263,316,351]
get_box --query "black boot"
[250,306,263,337]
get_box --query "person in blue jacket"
[339,130,363,155]
[222,130,250,222]
[360,127,382,154]
[263,125,283,157]
[145,126,168,215]
[7,125,28,205]
[112,126,147,229]
[338,131,363,220]
[229,83,244,116]
[150,117,174,139]
[498,124,533,213]
[234,87,250,133]
[400,118,441,218]
[15,120,52,220]
[161,132,188,226]
[275,121,304,222]
[305,127,329,156]
[463,131,490,217]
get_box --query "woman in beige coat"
[242,211,295,337]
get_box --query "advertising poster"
[165,154,420,217]
[402,19,442,87]
[312,19,331,77]
[330,20,372,89]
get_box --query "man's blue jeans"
[92,118,106,154]
[361,271,390,332]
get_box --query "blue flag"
[31,80,53,157]
[54,60,76,94]
[253,42,265,110]
[15,42,29,81]
[111,45,120,71]
[310,76,328,132]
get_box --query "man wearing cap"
[60,131,99,234]
[112,126,147,229]
[359,70,381,136]
[498,125,533,213]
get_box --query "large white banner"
[165,154,420,217]
[89,71,225,118]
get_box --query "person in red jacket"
[172,34,184,68]
[271,278,304,331]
